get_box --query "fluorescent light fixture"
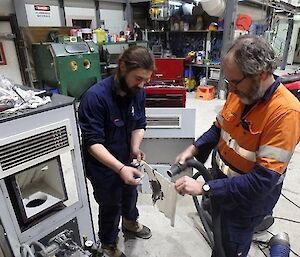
[169,0,182,6]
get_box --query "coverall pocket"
[129,113,142,130]
[107,118,125,144]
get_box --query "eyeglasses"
[224,74,247,88]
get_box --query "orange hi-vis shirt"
[215,84,300,177]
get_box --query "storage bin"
[196,85,215,100]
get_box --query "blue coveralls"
[194,78,284,257]
[78,75,147,245]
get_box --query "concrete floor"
[87,92,300,257]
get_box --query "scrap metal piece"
[134,160,177,226]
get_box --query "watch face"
[203,184,210,192]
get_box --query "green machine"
[32,41,101,99]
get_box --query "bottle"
[92,31,97,43]
[196,51,203,64]
[95,28,106,44]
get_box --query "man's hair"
[117,45,155,75]
[223,34,277,76]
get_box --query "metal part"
[280,14,294,70]
[58,0,66,26]
[0,33,16,40]
[20,230,91,257]
[134,160,164,204]
[135,160,177,226]
[269,232,290,257]
[218,0,238,94]
[246,0,299,14]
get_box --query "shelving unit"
[147,30,222,57]
[98,40,148,78]
[186,63,221,83]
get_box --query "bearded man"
[174,35,300,257]
[79,46,155,257]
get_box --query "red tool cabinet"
[145,58,186,107]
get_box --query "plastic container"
[94,28,106,43]
[200,0,225,17]
[196,85,215,100]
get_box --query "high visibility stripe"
[216,152,286,184]
[215,152,241,177]
[258,145,293,163]
[217,112,224,126]
[276,172,286,185]
[221,130,256,162]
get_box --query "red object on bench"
[145,58,186,107]
[284,81,300,101]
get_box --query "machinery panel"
[0,94,94,257]
[32,41,101,99]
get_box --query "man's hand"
[175,145,198,164]
[175,175,204,196]
[119,165,144,185]
[131,148,146,162]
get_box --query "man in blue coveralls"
[78,46,155,257]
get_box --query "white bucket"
[182,3,194,15]
[200,0,225,17]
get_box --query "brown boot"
[101,244,126,257]
[122,218,152,239]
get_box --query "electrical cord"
[257,243,268,257]
[273,191,300,250]
[273,216,300,224]
[252,238,269,257]
[281,192,300,209]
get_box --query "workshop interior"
[1,0,300,256]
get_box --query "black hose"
[168,158,226,257]
[167,159,213,181]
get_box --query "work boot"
[101,244,126,257]
[122,218,152,239]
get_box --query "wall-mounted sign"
[25,4,61,26]
[34,5,51,18]
[0,42,7,65]
[34,5,51,12]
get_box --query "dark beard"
[119,76,140,97]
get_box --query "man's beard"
[119,76,140,97]
[238,79,266,105]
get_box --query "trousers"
[89,171,139,245]
[211,212,264,257]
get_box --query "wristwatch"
[202,183,211,196]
